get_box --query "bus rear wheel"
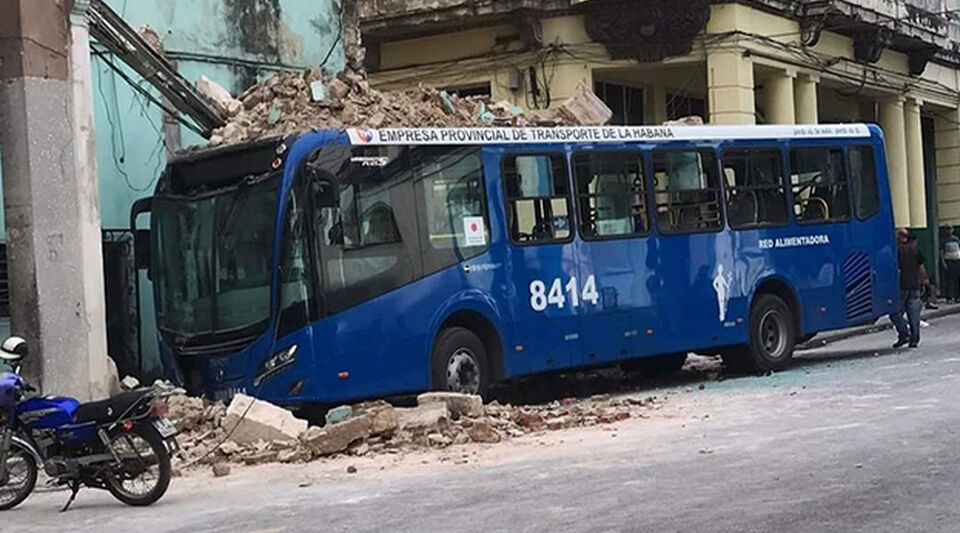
[723,294,795,373]
[432,327,489,397]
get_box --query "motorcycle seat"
[73,390,150,424]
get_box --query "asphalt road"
[7,314,960,533]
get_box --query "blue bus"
[137,124,897,404]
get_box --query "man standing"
[940,225,960,303]
[891,228,924,348]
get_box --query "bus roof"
[344,123,875,146]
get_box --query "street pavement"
[6,314,960,532]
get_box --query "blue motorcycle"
[0,337,181,511]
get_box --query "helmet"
[0,336,29,362]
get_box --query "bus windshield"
[153,174,280,340]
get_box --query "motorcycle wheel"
[0,442,38,511]
[104,423,171,507]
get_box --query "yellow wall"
[370,3,960,226]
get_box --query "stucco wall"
[0,0,344,379]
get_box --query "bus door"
[307,145,426,398]
[651,147,726,350]
[500,152,580,374]
[261,172,319,400]
[571,150,657,364]
[787,145,851,330]
[846,143,894,322]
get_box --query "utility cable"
[93,50,206,137]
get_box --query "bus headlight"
[253,345,298,387]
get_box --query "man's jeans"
[890,289,922,345]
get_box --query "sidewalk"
[797,302,960,350]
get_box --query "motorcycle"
[0,336,182,511]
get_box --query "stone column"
[707,47,756,125]
[0,0,110,400]
[645,83,668,124]
[878,97,911,228]
[547,61,593,108]
[794,73,819,124]
[762,69,796,124]
[904,98,927,229]
[934,108,960,227]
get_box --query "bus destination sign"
[346,124,871,146]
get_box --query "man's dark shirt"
[898,241,924,291]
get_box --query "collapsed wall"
[201,68,614,146]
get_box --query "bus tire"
[729,294,796,372]
[431,327,490,397]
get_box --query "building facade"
[359,0,960,272]
[0,0,343,381]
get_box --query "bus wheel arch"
[431,311,505,396]
[752,278,803,340]
[724,279,800,373]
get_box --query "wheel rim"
[106,432,161,499]
[446,348,480,395]
[759,309,788,359]
[0,451,33,507]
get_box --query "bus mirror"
[134,229,151,274]
[130,196,153,279]
[313,179,339,208]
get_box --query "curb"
[798,305,960,350]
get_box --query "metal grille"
[843,251,873,320]
[102,230,142,380]
[0,244,8,318]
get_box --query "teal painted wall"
[95,0,344,229]
[94,0,344,379]
[0,1,343,379]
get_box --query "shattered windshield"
[153,174,280,340]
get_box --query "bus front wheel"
[431,327,490,397]
[723,294,795,373]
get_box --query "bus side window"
[573,151,648,239]
[721,148,788,229]
[503,154,572,244]
[414,146,489,273]
[314,146,419,315]
[652,149,723,233]
[849,145,880,220]
[789,147,850,223]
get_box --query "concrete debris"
[211,463,231,477]
[354,400,399,435]
[224,393,308,445]
[301,414,373,456]
[325,405,354,426]
[555,81,614,127]
[417,392,483,419]
[209,66,612,146]
[396,402,449,431]
[663,115,705,126]
[120,375,140,391]
[218,441,241,455]
[136,25,164,56]
[465,419,501,444]
[196,75,243,117]
[167,387,661,475]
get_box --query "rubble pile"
[166,391,660,473]
[204,68,612,146]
